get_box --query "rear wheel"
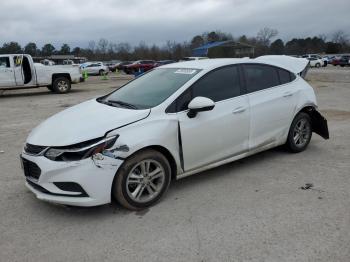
[52,77,71,94]
[113,150,171,210]
[99,70,105,76]
[285,112,312,153]
[315,63,321,68]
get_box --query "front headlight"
[45,136,118,161]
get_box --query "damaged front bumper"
[21,152,123,206]
[309,108,329,139]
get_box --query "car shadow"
[170,146,288,191]
[29,146,292,218]
[0,88,85,99]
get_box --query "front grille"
[22,158,41,180]
[24,144,47,155]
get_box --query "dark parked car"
[331,56,342,66]
[104,62,119,72]
[338,55,350,67]
[154,60,176,67]
[123,60,156,74]
[116,61,133,71]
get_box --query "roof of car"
[160,56,309,74]
[161,58,250,70]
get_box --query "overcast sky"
[0,0,349,48]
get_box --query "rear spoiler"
[255,55,310,78]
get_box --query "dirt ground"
[0,68,349,262]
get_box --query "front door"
[176,66,250,171]
[0,56,16,87]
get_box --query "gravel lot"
[1,68,349,262]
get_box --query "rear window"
[0,57,10,68]
[243,64,279,93]
[278,68,292,84]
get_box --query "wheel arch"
[52,73,71,83]
[295,105,329,139]
[110,145,178,203]
[119,145,178,180]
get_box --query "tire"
[315,63,321,68]
[285,112,312,153]
[52,77,71,94]
[47,85,54,92]
[99,70,105,76]
[113,149,171,210]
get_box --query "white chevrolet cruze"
[21,56,329,210]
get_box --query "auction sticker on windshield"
[174,69,198,74]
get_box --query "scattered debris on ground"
[300,183,314,190]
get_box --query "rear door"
[0,56,16,87]
[86,64,98,74]
[174,66,250,171]
[242,64,297,150]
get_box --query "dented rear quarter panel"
[292,76,318,117]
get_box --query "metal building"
[192,41,255,58]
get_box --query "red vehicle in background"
[331,56,342,66]
[123,60,156,74]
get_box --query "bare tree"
[88,41,96,52]
[97,38,108,54]
[318,34,327,42]
[257,27,278,46]
[332,30,348,45]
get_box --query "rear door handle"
[232,107,246,114]
[283,92,293,97]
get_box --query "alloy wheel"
[293,118,311,147]
[126,160,165,203]
[57,80,68,92]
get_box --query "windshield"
[103,68,200,109]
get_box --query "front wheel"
[315,63,321,68]
[285,112,312,153]
[99,70,105,76]
[52,77,71,93]
[113,150,171,210]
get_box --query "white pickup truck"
[0,54,83,94]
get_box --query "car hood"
[27,99,150,146]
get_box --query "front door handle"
[232,107,246,114]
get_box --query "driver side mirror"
[187,97,215,118]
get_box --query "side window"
[166,66,241,113]
[290,73,296,81]
[278,68,291,84]
[243,64,279,93]
[191,66,241,102]
[0,57,10,68]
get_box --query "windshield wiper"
[106,99,138,109]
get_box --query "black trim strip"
[27,179,89,197]
[177,121,184,171]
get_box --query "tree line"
[0,28,348,61]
